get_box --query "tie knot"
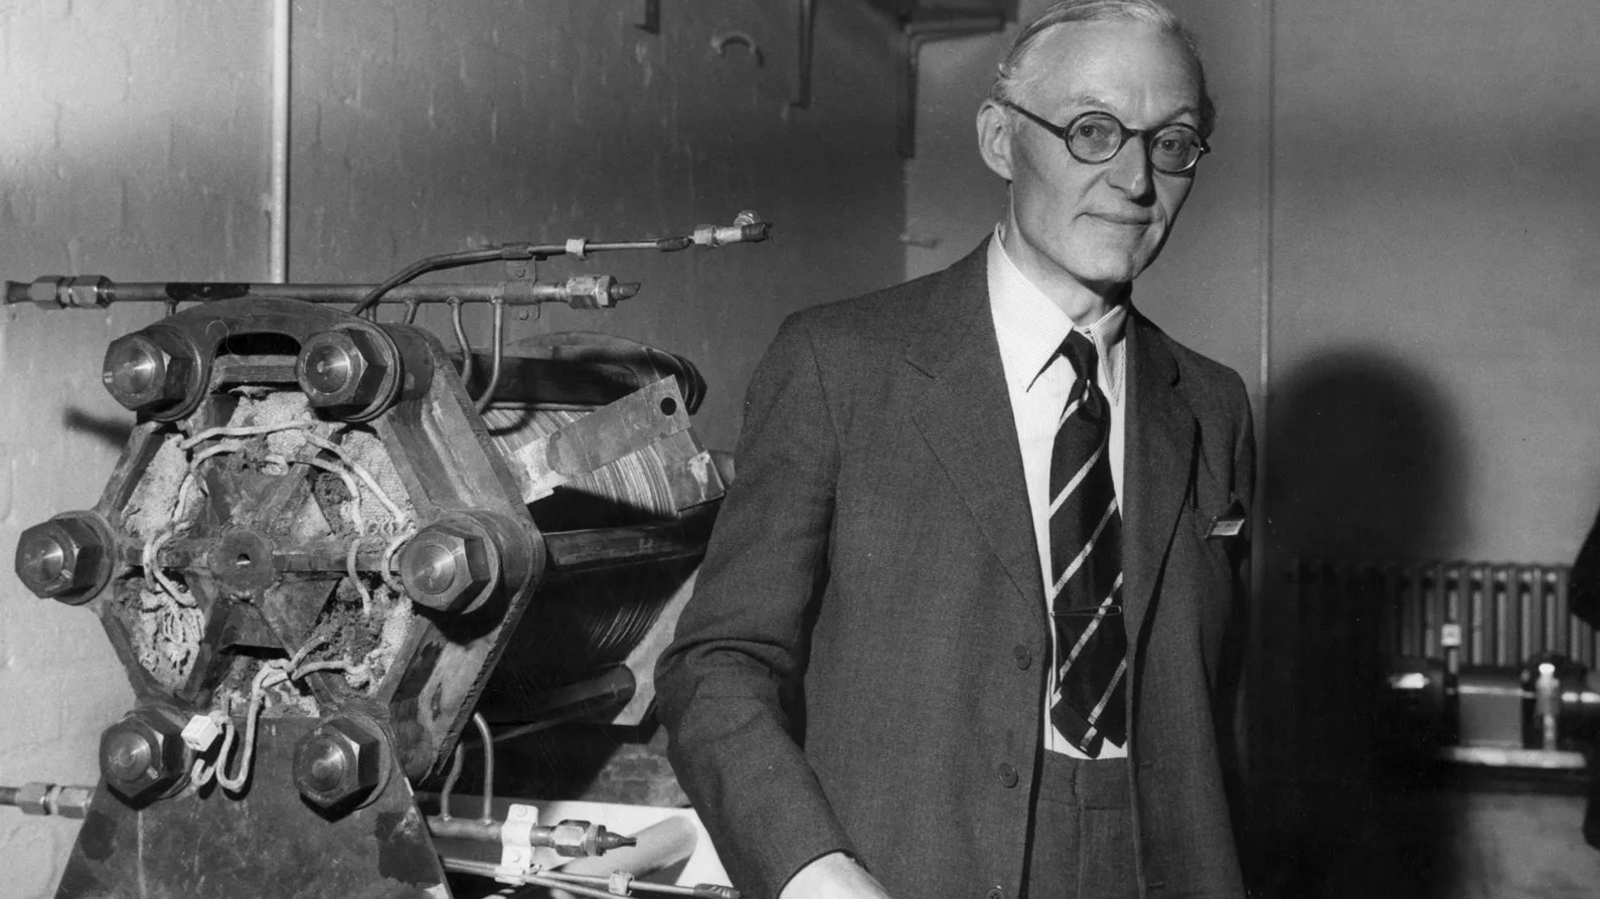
[1060,331,1099,383]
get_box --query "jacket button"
[985,888,1006,899]
[997,763,1018,788]
[1012,645,1032,669]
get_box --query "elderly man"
[656,2,1255,897]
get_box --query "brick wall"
[0,1,904,893]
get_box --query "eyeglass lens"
[1069,112,1204,173]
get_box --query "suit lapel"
[907,244,1046,624]
[1122,312,1197,642]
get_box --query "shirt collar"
[986,228,1128,398]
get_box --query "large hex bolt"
[295,327,399,420]
[14,512,115,604]
[293,716,388,811]
[398,515,500,614]
[102,329,200,416]
[100,708,191,803]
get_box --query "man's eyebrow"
[1064,95,1200,124]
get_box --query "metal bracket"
[497,803,540,884]
[636,0,660,34]
[711,31,763,66]
[512,377,692,502]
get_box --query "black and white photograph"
[0,2,1596,897]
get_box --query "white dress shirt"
[987,232,1129,759]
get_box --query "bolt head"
[102,332,195,413]
[296,328,393,416]
[15,514,112,603]
[100,709,188,801]
[103,729,153,781]
[293,717,384,810]
[399,519,496,613]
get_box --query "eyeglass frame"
[1000,101,1211,175]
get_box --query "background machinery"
[1,214,768,898]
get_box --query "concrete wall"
[0,3,269,892]
[910,0,1600,895]
[1261,2,1600,895]
[0,1,904,893]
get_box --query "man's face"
[979,20,1203,302]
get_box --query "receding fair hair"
[991,0,1216,137]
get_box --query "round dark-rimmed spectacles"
[1001,102,1210,175]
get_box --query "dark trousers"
[1023,752,1138,899]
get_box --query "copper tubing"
[450,297,475,387]
[473,298,505,413]
[472,712,494,824]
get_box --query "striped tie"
[1048,331,1127,756]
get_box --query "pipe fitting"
[66,275,112,309]
[27,276,67,309]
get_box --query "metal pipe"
[269,0,291,282]
[473,299,505,414]
[438,858,619,899]
[426,814,635,855]
[439,741,466,821]
[551,816,702,894]
[426,816,503,843]
[450,297,476,386]
[5,278,637,309]
[472,712,495,825]
[0,783,95,819]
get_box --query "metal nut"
[16,782,51,816]
[547,819,613,858]
[14,512,113,603]
[102,331,196,413]
[50,785,95,819]
[13,783,93,819]
[398,519,497,613]
[293,716,385,810]
[66,275,111,309]
[100,708,189,802]
[296,328,393,416]
[27,276,66,309]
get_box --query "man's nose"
[1106,135,1154,199]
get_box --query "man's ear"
[976,100,1015,182]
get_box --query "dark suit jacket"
[656,243,1256,899]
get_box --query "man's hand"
[779,851,895,899]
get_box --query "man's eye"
[1075,122,1113,141]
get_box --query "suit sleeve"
[654,314,854,898]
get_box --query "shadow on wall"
[1254,346,1466,899]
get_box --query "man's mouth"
[1087,213,1153,226]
